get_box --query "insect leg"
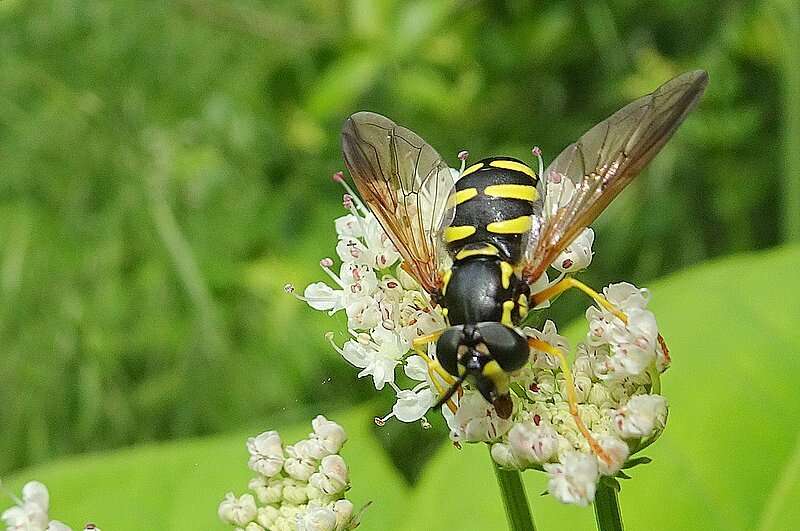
[530,277,671,364]
[531,277,627,322]
[412,331,460,413]
[528,337,613,465]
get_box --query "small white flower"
[48,522,72,531]
[334,214,363,238]
[392,387,436,422]
[284,443,318,482]
[525,320,568,369]
[218,492,257,527]
[296,504,337,531]
[448,392,513,443]
[344,296,381,330]
[614,394,668,438]
[544,452,599,506]
[333,499,355,531]
[309,455,349,496]
[2,482,51,531]
[248,476,283,505]
[507,420,560,466]
[247,431,285,478]
[339,327,409,390]
[403,355,429,381]
[596,435,630,476]
[303,282,345,313]
[256,506,280,528]
[311,416,347,455]
[490,442,524,469]
[22,482,50,513]
[282,479,309,505]
[553,228,594,273]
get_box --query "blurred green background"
[1,0,799,529]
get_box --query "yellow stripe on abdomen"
[484,184,539,202]
[444,225,477,242]
[452,188,478,206]
[487,216,532,234]
[461,162,484,177]
[489,160,537,179]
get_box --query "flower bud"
[614,394,668,438]
[257,506,280,528]
[596,435,630,476]
[333,499,355,530]
[310,455,349,495]
[544,453,599,506]
[296,505,337,531]
[247,431,284,478]
[311,415,348,455]
[508,421,559,466]
[218,492,257,526]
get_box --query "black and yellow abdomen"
[443,157,541,264]
[439,157,539,328]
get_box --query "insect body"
[435,159,542,414]
[341,71,708,436]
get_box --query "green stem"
[491,450,537,531]
[594,480,625,531]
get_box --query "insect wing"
[341,112,455,294]
[524,70,708,283]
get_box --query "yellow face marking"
[518,294,529,319]
[501,299,515,326]
[455,244,499,261]
[499,261,514,289]
[462,162,484,177]
[487,216,532,234]
[444,225,477,242]
[441,269,453,295]
[489,159,537,178]
[442,307,449,320]
[484,184,539,202]
[482,360,510,395]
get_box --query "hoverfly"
[341,70,707,462]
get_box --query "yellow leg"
[531,277,628,323]
[531,276,671,372]
[412,331,459,414]
[528,337,612,465]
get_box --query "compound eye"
[436,327,463,376]
[474,322,529,372]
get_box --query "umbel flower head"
[219,416,363,531]
[289,171,670,506]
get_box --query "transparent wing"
[523,70,708,283]
[341,112,455,294]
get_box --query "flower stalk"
[593,479,624,531]
[491,448,537,531]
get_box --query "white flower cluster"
[1,480,99,531]
[286,184,447,426]
[294,172,670,506]
[219,416,361,531]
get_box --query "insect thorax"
[440,256,530,327]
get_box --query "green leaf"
[4,405,409,530]
[621,456,652,469]
[401,245,800,531]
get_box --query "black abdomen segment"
[443,157,540,264]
